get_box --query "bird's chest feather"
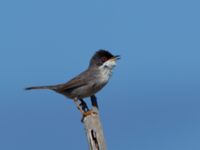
[89,69,111,95]
[98,67,112,84]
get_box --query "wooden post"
[80,96,107,150]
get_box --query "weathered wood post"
[79,96,107,150]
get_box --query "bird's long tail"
[25,85,58,91]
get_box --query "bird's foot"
[83,109,97,117]
[81,109,98,122]
[79,99,89,112]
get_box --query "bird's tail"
[25,85,58,91]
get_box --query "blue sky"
[0,0,200,149]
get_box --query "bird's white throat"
[98,60,116,83]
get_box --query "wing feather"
[56,69,94,92]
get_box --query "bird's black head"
[89,50,120,67]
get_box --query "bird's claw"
[81,109,98,122]
[83,109,97,117]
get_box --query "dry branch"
[79,96,106,150]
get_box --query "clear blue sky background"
[0,0,200,150]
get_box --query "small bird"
[25,50,120,115]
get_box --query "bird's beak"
[114,55,121,60]
[110,55,120,61]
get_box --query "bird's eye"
[101,57,108,62]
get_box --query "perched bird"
[25,50,120,115]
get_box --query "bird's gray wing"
[56,69,94,92]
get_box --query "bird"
[25,50,120,115]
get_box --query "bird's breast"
[98,67,112,84]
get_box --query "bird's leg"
[91,95,99,110]
[79,95,99,117]
[81,96,99,118]
[79,99,89,112]
[73,98,94,117]
[73,97,84,114]
[73,97,97,120]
